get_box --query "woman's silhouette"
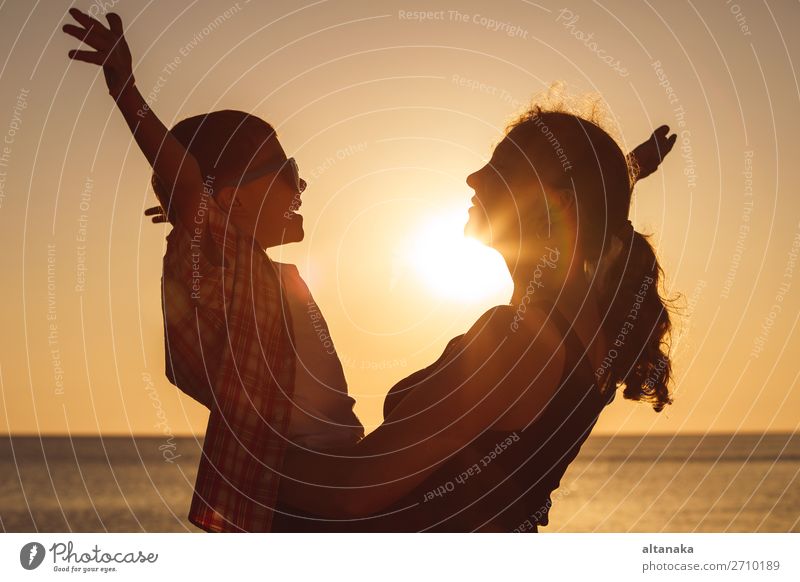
[275,106,676,531]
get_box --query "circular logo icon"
[20,542,46,570]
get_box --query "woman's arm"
[279,305,565,518]
[63,8,203,228]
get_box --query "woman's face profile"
[464,135,550,251]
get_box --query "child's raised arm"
[63,8,203,228]
[628,125,677,182]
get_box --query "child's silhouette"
[64,8,363,533]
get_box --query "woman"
[274,106,676,532]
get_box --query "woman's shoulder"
[383,303,567,424]
[452,303,568,429]
[382,332,466,419]
[461,303,565,356]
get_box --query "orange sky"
[0,0,798,436]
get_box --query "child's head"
[152,109,306,247]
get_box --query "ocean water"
[1,433,798,532]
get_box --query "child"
[63,8,362,532]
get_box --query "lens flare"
[405,209,511,302]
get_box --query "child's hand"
[63,8,134,99]
[63,8,203,226]
[629,125,677,182]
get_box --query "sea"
[1,433,798,532]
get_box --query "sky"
[0,0,798,436]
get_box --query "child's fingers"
[63,22,111,52]
[657,131,676,146]
[106,13,124,36]
[652,126,674,144]
[151,215,168,224]
[68,7,108,34]
[653,133,677,160]
[62,24,106,50]
[67,49,105,65]
[62,24,88,40]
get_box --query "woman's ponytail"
[594,227,674,412]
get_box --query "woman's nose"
[466,169,481,189]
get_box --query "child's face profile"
[218,137,306,249]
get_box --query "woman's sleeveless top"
[372,299,615,532]
[273,299,615,532]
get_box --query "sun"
[405,209,512,302]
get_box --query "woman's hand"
[144,205,169,223]
[63,8,134,99]
[629,125,677,182]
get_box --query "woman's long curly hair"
[506,94,678,412]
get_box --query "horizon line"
[2,430,798,439]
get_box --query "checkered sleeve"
[164,195,240,309]
[161,196,243,408]
[163,196,295,532]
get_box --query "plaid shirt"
[161,193,295,532]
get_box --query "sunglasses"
[217,157,305,193]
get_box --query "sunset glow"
[0,0,796,439]
[405,210,511,302]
